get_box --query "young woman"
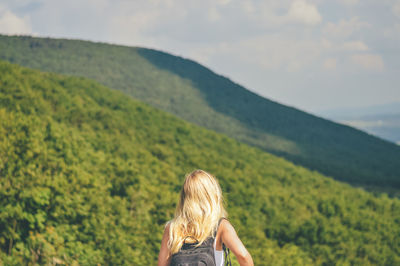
[157,169,254,266]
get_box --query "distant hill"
[317,101,400,120]
[334,114,400,146]
[1,35,400,189]
[1,60,399,265]
[318,103,400,145]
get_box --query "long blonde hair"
[168,169,227,254]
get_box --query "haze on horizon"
[1,0,399,116]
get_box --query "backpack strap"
[223,243,232,266]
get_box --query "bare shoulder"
[158,222,172,266]
[165,221,171,230]
[219,218,234,233]
[163,222,171,238]
[219,219,253,265]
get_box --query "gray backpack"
[170,220,232,266]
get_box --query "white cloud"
[241,1,255,14]
[322,39,369,52]
[384,23,400,39]
[323,58,337,70]
[217,0,231,6]
[321,38,333,49]
[323,17,369,39]
[286,0,322,25]
[0,5,32,35]
[189,34,324,73]
[350,54,384,71]
[338,0,359,6]
[104,1,191,47]
[0,0,398,111]
[393,1,400,18]
[235,1,322,28]
[287,60,303,72]
[107,9,161,47]
[341,41,369,51]
[207,7,220,22]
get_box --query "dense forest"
[0,61,399,265]
[0,35,399,191]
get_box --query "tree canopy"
[0,61,399,265]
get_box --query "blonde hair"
[167,169,227,255]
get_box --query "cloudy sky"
[1,0,400,116]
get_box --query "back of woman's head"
[168,169,227,254]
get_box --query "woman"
[157,169,254,266]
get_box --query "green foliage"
[0,35,400,191]
[0,61,399,265]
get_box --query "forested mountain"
[0,35,399,189]
[0,61,399,265]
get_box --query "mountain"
[335,114,400,145]
[318,103,400,145]
[1,60,399,265]
[317,102,400,120]
[0,35,400,189]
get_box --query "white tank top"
[214,238,224,266]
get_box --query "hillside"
[0,35,399,190]
[0,61,399,265]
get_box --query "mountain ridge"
[1,34,399,189]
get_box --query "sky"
[1,0,400,116]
